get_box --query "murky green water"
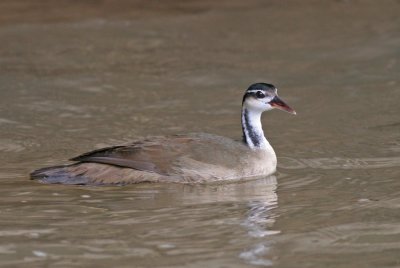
[1,1,399,267]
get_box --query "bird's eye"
[256,91,265,98]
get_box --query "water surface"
[0,1,400,267]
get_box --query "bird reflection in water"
[239,175,279,266]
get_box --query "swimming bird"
[30,83,295,185]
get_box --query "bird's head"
[242,83,296,114]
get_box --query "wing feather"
[68,136,195,175]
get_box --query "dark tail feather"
[30,164,89,185]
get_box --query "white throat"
[241,107,270,150]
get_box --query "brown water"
[1,1,400,267]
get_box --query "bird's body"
[31,83,295,185]
[32,133,276,185]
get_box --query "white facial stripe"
[246,89,277,95]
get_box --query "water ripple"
[279,156,400,169]
[277,223,400,254]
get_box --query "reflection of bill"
[238,175,279,266]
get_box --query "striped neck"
[241,107,269,149]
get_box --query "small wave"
[0,139,40,153]
[0,229,55,237]
[279,156,400,169]
[279,223,400,254]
